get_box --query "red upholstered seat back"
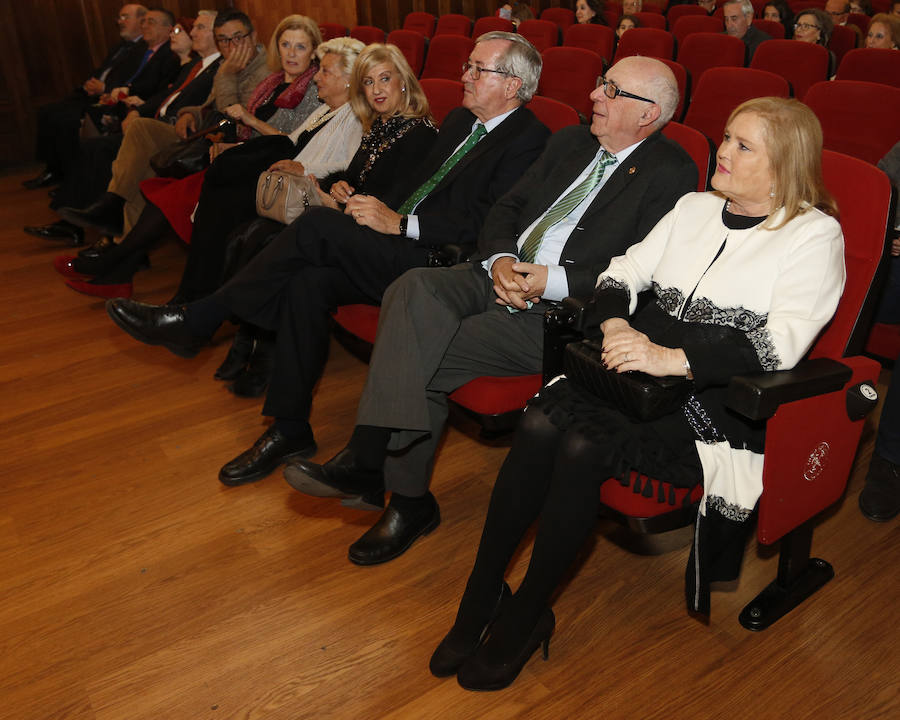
[517,19,560,52]
[349,26,386,45]
[473,17,515,37]
[421,35,475,81]
[319,23,347,41]
[677,33,747,93]
[527,95,581,133]
[661,121,713,191]
[563,22,615,64]
[613,27,675,62]
[749,39,829,100]
[538,46,605,118]
[804,80,900,165]
[540,7,576,31]
[836,48,900,89]
[435,13,472,37]
[811,150,894,359]
[403,11,436,38]
[633,11,667,30]
[666,5,708,30]
[670,15,724,45]
[657,58,689,122]
[386,30,426,77]
[829,24,859,67]
[751,19,786,39]
[683,67,789,144]
[420,79,465,126]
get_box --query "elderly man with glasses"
[284,55,698,566]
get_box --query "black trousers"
[214,206,430,421]
[177,135,296,300]
[35,92,91,178]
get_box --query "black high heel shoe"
[429,582,511,678]
[456,607,555,691]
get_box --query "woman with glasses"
[433,97,844,691]
[792,8,836,73]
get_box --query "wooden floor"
[2,167,899,720]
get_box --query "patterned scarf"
[244,63,318,121]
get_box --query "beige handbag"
[255,171,321,225]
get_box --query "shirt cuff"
[482,252,518,276]
[542,265,569,303]
[405,214,420,239]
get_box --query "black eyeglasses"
[216,31,251,46]
[595,77,656,104]
[462,62,514,80]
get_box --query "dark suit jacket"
[126,42,181,101]
[382,105,550,251]
[478,125,698,300]
[99,39,146,91]
[140,55,223,121]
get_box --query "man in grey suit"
[286,56,699,565]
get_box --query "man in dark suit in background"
[104,32,551,487]
[287,56,699,565]
[23,3,147,190]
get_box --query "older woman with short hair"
[866,12,900,48]
[433,97,845,691]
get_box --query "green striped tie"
[397,123,487,215]
[518,150,617,263]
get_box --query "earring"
[345,83,350,88]
[402,85,406,93]
[769,183,775,198]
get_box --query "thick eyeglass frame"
[217,31,252,46]
[595,76,656,104]
[794,21,821,32]
[461,62,516,80]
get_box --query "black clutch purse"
[563,338,693,422]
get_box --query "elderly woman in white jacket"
[431,97,845,692]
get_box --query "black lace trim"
[598,276,630,297]
[651,285,781,371]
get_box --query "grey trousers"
[355,263,546,496]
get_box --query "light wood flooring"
[1,167,899,720]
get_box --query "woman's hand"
[224,104,251,125]
[328,180,355,205]
[209,142,238,162]
[600,319,688,377]
[268,159,305,175]
[313,177,341,209]
[345,195,401,234]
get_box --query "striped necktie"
[397,123,487,214]
[518,150,617,263]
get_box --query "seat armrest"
[542,297,587,381]
[725,357,852,421]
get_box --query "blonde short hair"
[349,44,432,132]
[869,13,900,48]
[725,97,838,229]
[316,37,365,77]
[267,15,322,73]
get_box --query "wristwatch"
[398,215,408,237]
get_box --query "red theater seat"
[538,46,605,119]
[517,19,560,52]
[613,27,675,62]
[403,11,436,38]
[749,38,829,99]
[527,95,581,133]
[386,30,426,77]
[420,35,475,81]
[420,78,465,126]
[563,22,615,64]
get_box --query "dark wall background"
[1,0,574,169]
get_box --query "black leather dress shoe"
[77,236,115,260]
[58,193,124,237]
[219,426,317,486]
[105,298,206,358]
[23,221,85,246]
[348,493,440,566]
[284,448,385,511]
[22,169,60,190]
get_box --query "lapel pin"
[628,166,636,175]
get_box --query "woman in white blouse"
[432,97,845,691]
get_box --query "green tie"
[518,150,617,263]
[397,123,487,214]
